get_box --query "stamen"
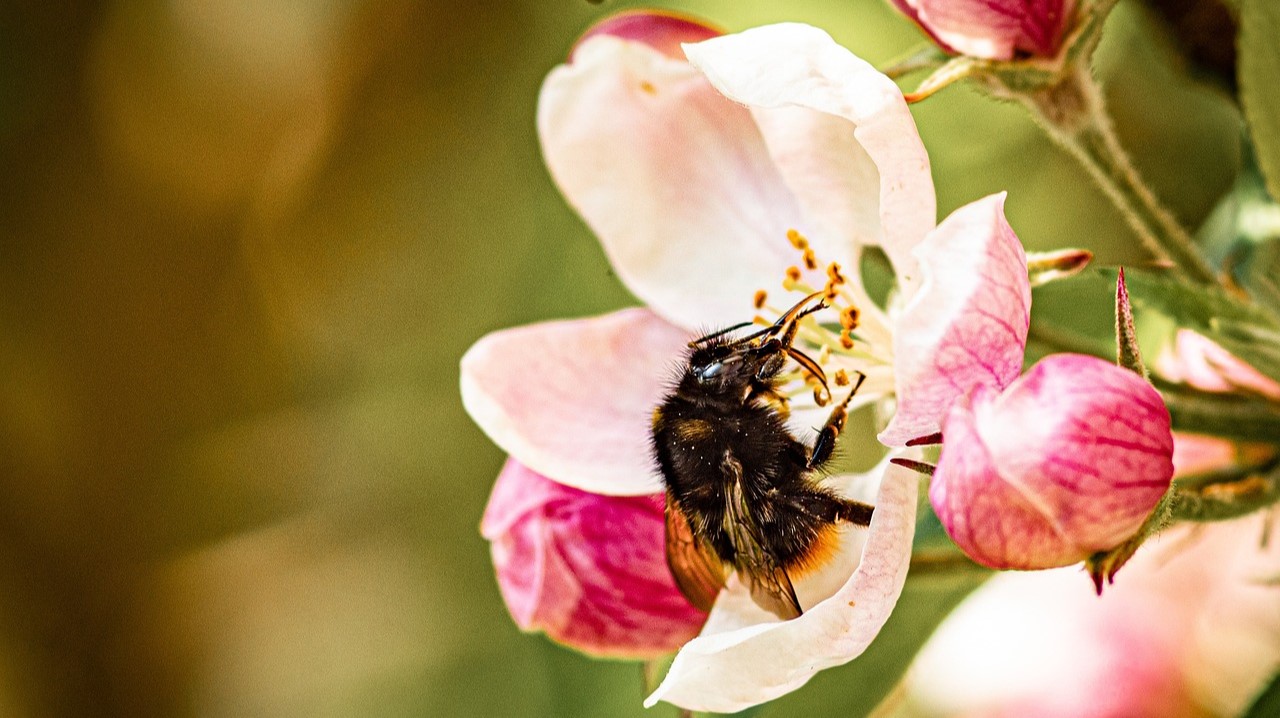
[802,248,818,271]
[826,262,845,285]
[818,345,831,364]
[753,289,768,309]
[784,266,803,284]
[841,306,860,331]
[840,330,855,350]
[786,229,809,250]
[834,369,850,386]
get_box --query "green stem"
[1019,68,1219,285]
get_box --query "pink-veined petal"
[574,9,720,61]
[481,460,706,659]
[539,34,821,328]
[460,308,686,496]
[644,458,918,712]
[683,23,935,294]
[880,192,1029,446]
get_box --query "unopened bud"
[930,354,1174,572]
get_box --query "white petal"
[538,36,818,328]
[645,458,919,712]
[460,309,687,496]
[684,23,936,294]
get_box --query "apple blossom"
[930,353,1175,570]
[463,15,1036,712]
[890,0,1077,60]
[480,459,706,658]
[906,513,1280,718]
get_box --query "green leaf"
[1197,142,1280,316]
[1240,0,1280,202]
[1104,267,1278,332]
[1210,319,1280,384]
[1170,471,1280,523]
[1159,382,1280,441]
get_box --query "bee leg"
[834,499,874,527]
[806,372,867,470]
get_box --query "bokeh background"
[0,1,1240,716]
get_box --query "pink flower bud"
[479,459,707,658]
[930,354,1174,569]
[891,0,1075,60]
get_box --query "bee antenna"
[688,321,754,348]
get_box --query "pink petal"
[574,10,720,61]
[644,459,918,712]
[481,460,706,658]
[684,23,936,294]
[879,193,1030,447]
[907,568,1203,718]
[910,0,1076,60]
[911,515,1279,717]
[1172,433,1241,478]
[1155,329,1280,401]
[538,34,818,328]
[459,309,687,496]
[932,354,1174,569]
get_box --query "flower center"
[750,230,892,407]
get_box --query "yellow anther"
[840,330,855,349]
[786,228,809,250]
[785,266,802,282]
[826,262,845,285]
[802,248,818,271]
[840,306,861,331]
[823,280,839,302]
[753,289,768,309]
[834,369,850,386]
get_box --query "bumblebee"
[651,292,873,619]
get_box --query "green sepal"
[1160,381,1280,442]
[1114,268,1148,377]
[1169,464,1280,523]
[1084,487,1175,594]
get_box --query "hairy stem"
[1020,68,1219,285]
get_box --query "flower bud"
[891,0,1075,60]
[930,353,1174,569]
[480,459,706,658]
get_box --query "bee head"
[684,343,774,398]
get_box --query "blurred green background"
[0,1,1239,716]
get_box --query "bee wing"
[723,458,804,620]
[664,495,727,613]
[745,565,803,621]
